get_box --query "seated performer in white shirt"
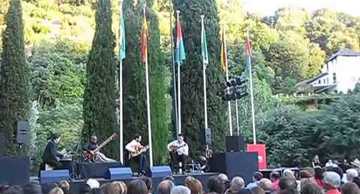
[125,134,149,175]
[167,133,189,173]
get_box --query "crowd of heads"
[3,164,360,194]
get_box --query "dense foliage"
[0,0,30,155]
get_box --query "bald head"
[157,180,175,194]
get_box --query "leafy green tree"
[172,0,227,155]
[82,0,117,158]
[0,0,30,155]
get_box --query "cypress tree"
[0,0,30,155]
[172,0,227,156]
[122,0,170,163]
[82,0,117,158]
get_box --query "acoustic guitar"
[129,145,149,159]
[83,133,118,161]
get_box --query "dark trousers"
[169,152,186,172]
[131,153,147,174]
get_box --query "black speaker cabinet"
[226,135,245,152]
[200,128,212,145]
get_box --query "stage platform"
[64,172,217,194]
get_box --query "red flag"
[244,37,252,56]
[140,11,148,64]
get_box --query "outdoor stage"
[66,172,218,193]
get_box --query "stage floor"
[65,172,218,194]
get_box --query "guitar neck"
[94,136,114,152]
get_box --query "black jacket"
[42,140,63,163]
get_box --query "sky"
[242,0,360,16]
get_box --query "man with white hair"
[346,169,359,183]
[323,171,341,194]
[171,186,191,194]
[227,177,245,193]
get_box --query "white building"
[298,49,360,94]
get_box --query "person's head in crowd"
[101,181,127,194]
[258,178,273,193]
[90,188,104,194]
[238,188,252,194]
[323,171,341,190]
[301,183,323,194]
[22,183,42,194]
[341,183,360,194]
[163,176,175,182]
[353,177,360,188]
[80,184,92,194]
[157,180,175,194]
[41,183,58,194]
[279,177,297,191]
[171,186,191,194]
[218,174,230,190]
[0,185,10,193]
[140,176,153,193]
[87,179,100,190]
[314,167,324,180]
[326,167,344,180]
[58,180,70,194]
[251,187,265,194]
[127,179,148,194]
[283,169,296,179]
[346,169,359,183]
[3,185,23,194]
[185,176,196,186]
[300,169,314,180]
[228,177,245,193]
[253,172,264,182]
[270,171,281,182]
[208,176,226,194]
[184,177,203,194]
[48,187,64,194]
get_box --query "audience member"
[127,179,148,194]
[279,177,298,191]
[101,181,127,194]
[140,176,153,193]
[352,177,360,188]
[341,183,360,194]
[259,178,274,194]
[323,171,341,194]
[247,172,264,189]
[171,186,191,194]
[301,183,323,194]
[157,180,175,194]
[226,177,245,194]
[87,179,100,190]
[218,174,230,190]
[270,171,281,191]
[48,187,64,194]
[346,169,359,183]
[22,183,43,194]
[3,185,23,194]
[184,177,203,194]
[314,167,325,188]
[251,187,266,194]
[208,176,226,194]
[58,180,70,194]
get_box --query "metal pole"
[170,5,178,132]
[223,27,232,136]
[119,0,124,164]
[177,10,182,134]
[201,15,208,130]
[247,31,256,144]
[144,5,153,167]
[235,99,239,135]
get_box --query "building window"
[333,73,336,84]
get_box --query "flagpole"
[201,15,208,130]
[235,99,239,135]
[119,0,124,164]
[170,5,178,133]
[176,10,182,135]
[223,27,233,136]
[143,4,153,167]
[247,30,256,144]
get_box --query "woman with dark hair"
[127,179,148,194]
[341,183,360,194]
[314,167,325,188]
[301,183,324,194]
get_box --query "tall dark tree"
[172,0,227,156]
[0,0,30,155]
[122,0,170,163]
[82,0,117,158]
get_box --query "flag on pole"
[140,9,148,64]
[201,15,208,65]
[175,11,186,65]
[244,35,252,57]
[220,28,228,72]
[119,3,126,60]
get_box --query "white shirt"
[125,140,141,153]
[167,140,189,156]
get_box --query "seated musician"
[167,133,189,173]
[83,135,116,162]
[125,134,148,175]
[42,133,63,170]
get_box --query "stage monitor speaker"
[151,166,172,178]
[107,167,132,180]
[79,162,123,179]
[16,121,30,145]
[0,156,29,185]
[40,170,70,184]
[226,135,245,152]
[209,152,258,184]
[200,128,212,145]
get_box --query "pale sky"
[242,0,360,16]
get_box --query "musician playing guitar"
[125,134,149,175]
[83,134,117,162]
[167,133,189,173]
